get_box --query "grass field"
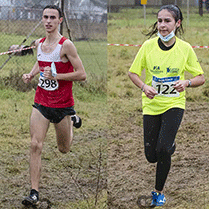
[108,6,209,209]
[0,5,209,209]
[0,36,107,208]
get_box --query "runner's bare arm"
[56,40,86,81]
[174,74,205,92]
[128,72,158,99]
[128,72,144,89]
[22,40,40,83]
[188,74,205,87]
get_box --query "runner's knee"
[156,146,172,162]
[145,154,158,163]
[145,150,157,163]
[30,139,43,154]
[144,142,157,163]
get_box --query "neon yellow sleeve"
[129,44,146,76]
[185,46,204,76]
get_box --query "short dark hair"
[43,5,63,18]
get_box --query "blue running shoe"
[151,191,166,207]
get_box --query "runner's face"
[42,9,62,33]
[157,9,180,37]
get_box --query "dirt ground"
[1,102,208,209]
[0,129,107,209]
[107,102,209,209]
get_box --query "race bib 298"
[38,72,59,91]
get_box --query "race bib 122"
[152,76,180,97]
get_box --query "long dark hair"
[144,4,184,38]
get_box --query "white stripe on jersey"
[37,43,62,62]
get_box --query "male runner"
[22,5,86,206]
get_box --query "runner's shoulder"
[176,37,192,49]
[62,38,77,54]
[62,38,75,48]
[144,37,158,45]
[141,37,158,50]
[33,38,42,48]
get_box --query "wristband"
[187,79,191,87]
[141,83,145,92]
[30,72,34,79]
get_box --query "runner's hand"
[143,85,158,99]
[22,73,33,83]
[174,80,188,92]
[44,66,53,79]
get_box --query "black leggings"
[143,108,184,191]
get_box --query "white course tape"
[107,43,209,48]
[0,46,36,56]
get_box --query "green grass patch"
[0,38,107,209]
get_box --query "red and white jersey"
[34,37,74,108]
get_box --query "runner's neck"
[44,32,62,46]
[158,38,176,51]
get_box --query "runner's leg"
[155,108,184,191]
[143,114,161,163]
[54,115,73,153]
[30,108,50,191]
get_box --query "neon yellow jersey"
[129,37,204,115]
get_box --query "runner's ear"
[59,17,63,24]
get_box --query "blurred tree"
[162,0,182,6]
[199,0,203,16]
[206,0,209,11]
